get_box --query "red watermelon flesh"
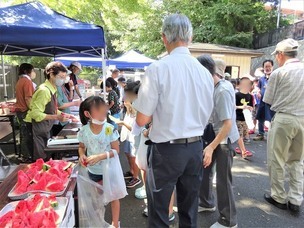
[14,170,30,194]
[0,211,14,227]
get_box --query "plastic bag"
[77,166,111,228]
[243,109,255,130]
[103,150,128,205]
[135,133,149,171]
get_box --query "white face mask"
[91,118,107,125]
[88,113,106,125]
[65,76,70,84]
[55,78,65,87]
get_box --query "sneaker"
[169,213,175,222]
[242,151,253,158]
[126,177,141,188]
[253,134,264,141]
[210,222,237,228]
[143,207,175,222]
[142,207,148,217]
[243,138,251,144]
[198,206,216,212]
[135,186,147,199]
[124,171,133,180]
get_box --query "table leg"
[10,116,18,155]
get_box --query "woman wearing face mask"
[24,61,72,161]
[15,63,36,162]
[51,75,82,136]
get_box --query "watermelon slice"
[14,170,30,194]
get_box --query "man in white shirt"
[133,14,214,227]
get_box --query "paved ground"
[1,131,303,227]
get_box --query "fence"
[0,65,45,102]
[253,20,304,49]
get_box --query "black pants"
[146,140,203,228]
[199,142,237,227]
[16,111,33,159]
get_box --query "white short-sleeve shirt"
[133,47,214,143]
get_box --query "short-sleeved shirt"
[212,80,240,144]
[235,92,253,121]
[56,85,71,126]
[25,80,61,123]
[263,59,304,116]
[15,75,35,113]
[108,90,121,114]
[77,122,119,175]
[133,47,214,143]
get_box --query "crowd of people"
[13,13,304,228]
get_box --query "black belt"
[166,136,202,144]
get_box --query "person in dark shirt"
[235,77,254,158]
[65,61,83,99]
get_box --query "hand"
[143,129,149,137]
[79,154,87,167]
[86,154,103,166]
[57,114,69,122]
[257,92,262,100]
[203,145,214,168]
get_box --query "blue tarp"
[56,50,155,69]
[0,1,106,57]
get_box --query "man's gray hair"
[162,14,193,44]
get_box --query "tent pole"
[1,54,8,102]
[102,48,106,101]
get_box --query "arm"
[75,85,82,98]
[25,97,32,109]
[108,100,115,109]
[78,142,87,167]
[263,71,278,105]
[58,100,80,110]
[136,112,152,127]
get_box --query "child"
[77,96,121,228]
[251,77,261,134]
[102,81,121,129]
[119,81,142,188]
[235,77,253,158]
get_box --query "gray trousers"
[147,140,203,228]
[199,143,237,227]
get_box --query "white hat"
[271,38,299,55]
[70,61,82,71]
[214,59,226,77]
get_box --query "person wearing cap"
[65,61,83,99]
[111,68,120,80]
[133,14,214,227]
[263,38,304,214]
[197,56,239,228]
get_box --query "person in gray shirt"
[197,56,239,228]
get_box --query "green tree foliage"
[2,0,289,60]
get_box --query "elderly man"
[133,14,214,227]
[198,56,239,228]
[264,38,304,214]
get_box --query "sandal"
[235,147,241,154]
[242,151,253,158]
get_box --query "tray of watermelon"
[8,159,75,200]
[0,194,68,228]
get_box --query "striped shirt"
[263,58,304,116]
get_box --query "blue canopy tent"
[56,50,155,69]
[0,1,107,100]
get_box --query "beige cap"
[214,59,226,77]
[71,61,82,71]
[271,38,299,55]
